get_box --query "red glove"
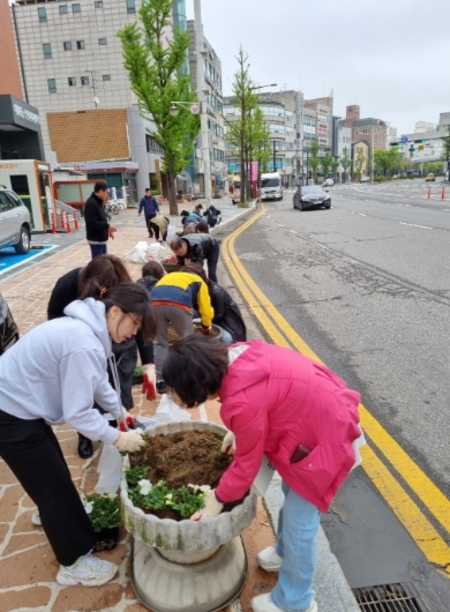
[201,326,211,335]
[142,372,156,401]
[119,415,135,432]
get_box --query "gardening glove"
[201,325,212,335]
[142,364,157,401]
[221,430,236,455]
[114,431,146,453]
[190,489,223,520]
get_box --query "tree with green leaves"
[331,156,339,181]
[251,107,271,174]
[309,140,321,183]
[117,0,199,215]
[340,147,351,183]
[374,148,400,178]
[442,126,450,181]
[321,152,333,181]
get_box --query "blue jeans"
[218,326,234,345]
[89,243,107,259]
[271,481,320,611]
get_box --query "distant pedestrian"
[149,215,170,242]
[171,233,220,283]
[180,209,203,226]
[84,181,117,259]
[138,188,160,238]
[203,204,222,228]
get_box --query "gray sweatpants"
[154,304,193,380]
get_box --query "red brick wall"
[0,0,23,99]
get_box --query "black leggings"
[0,409,95,566]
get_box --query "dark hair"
[180,210,189,217]
[94,181,108,193]
[145,188,151,192]
[196,222,209,233]
[171,237,183,250]
[194,204,203,210]
[162,335,229,407]
[142,261,165,280]
[81,281,156,343]
[183,224,197,235]
[183,262,208,283]
[78,255,131,294]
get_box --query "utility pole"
[85,70,99,108]
[194,0,212,205]
[273,141,277,172]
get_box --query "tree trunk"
[166,170,178,216]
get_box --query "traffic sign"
[401,136,408,144]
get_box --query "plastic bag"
[166,223,176,244]
[123,241,150,264]
[146,242,171,263]
[154,393,191,424]
[96,443,123,494]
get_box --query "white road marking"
[359,213,367,217]
[399,222,432,229]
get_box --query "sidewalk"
[0,201,358,612]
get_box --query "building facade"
[10,0,167,203]
[303,95,333,149]
[187,19,225,195]
[0,0,23,99]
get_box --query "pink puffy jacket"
[215,341,361,512]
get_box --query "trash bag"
[166,223,177,244]
[154,393,191,424]
[96,443,123,494]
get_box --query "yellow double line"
[222,204,450,573]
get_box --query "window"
[63,41,72,51]
[43,43,52,59]
[72,4,81,13]
[68,77,77,87]
[95,0,103,6]
[102,74,111,81]
[38,7,47,22]
[81,76,90,86]
[98,38,107,45]
[126,0,135,13]
[76,40,85,50]
[48,78,57,93]
[59,5,68,14]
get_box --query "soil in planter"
[167,324,220,343]
[128,429,243,520]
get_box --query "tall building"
[303,95,333,149]
[187,19,225,195]
[0,0,23,99]
[415,121,436,134]
[10,0,169,203]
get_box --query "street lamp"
[169,101,201,117]
[250,83,277,91]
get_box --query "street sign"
[401,136,408,144]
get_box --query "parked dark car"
[0,291,19,355]
[293,185,331,211]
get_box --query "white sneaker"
[56,552,117,587]
[252,593,318,612]
[257,545,283,572]
[31,509,42,526]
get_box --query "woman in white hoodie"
[0,282,155,587]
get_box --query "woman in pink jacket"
[162,335,363,612]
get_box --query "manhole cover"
[353,582,430,611]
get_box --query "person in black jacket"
[183,263,247,343]
[84,181,117,259]
[170,233,220,283]
[47,255,156,458]
[203,204,222,228]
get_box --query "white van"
[261,172,283,201]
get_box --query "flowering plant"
[82,492,121,533]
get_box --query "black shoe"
[77,434,93,459]
[156,380,167,394]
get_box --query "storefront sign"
[13,103,40,126]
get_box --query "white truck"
[260,172,283,201]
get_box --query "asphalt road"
[232,180,450,609]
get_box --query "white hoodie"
[0,298,123,444]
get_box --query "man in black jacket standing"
[170,233,220,283]
[84,181,117,259]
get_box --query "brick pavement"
[0,223,276,612]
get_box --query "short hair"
[183,223,197,235]
[94,181,108,193]
[162,335,229,407]
[145,187,151,192]
[78,255,131,294]
[180,210,189,217]
[171,237,183,250]
[141,261,165,280]
[196,222,209,233]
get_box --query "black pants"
[207,243,220,283]
[0,409,96,566]
[149,221,167,242]
[144,213,156,237]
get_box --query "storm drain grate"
[353,582,430,611]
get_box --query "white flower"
[165,493,173,501]
[188,484,211,493]
[138,479,152,495]
[83,501,94,515]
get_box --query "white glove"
[142,364,156,387]
[114,431,146,453]
[221,431,236,454]
[190,489,223,520]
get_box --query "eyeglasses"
[126,313,142,333]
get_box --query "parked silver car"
[0,187,31,254]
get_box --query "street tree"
[340,147,351,183]
[117,0,199,215]
[321,152,333,181]
[442,126,450,181]
[331,156,339,181]
[250,107,271,174]
[309,140,321,183]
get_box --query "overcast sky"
[186,0,450,136]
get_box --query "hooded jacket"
[0,298,123,444]
[215,341,361,512]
